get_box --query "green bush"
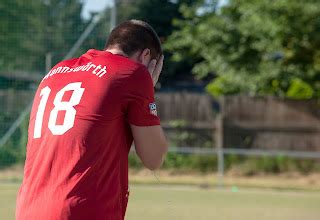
[0,115,28,169]
[128,152,320,175]
[128,153,143,168]
[286,78,314,99]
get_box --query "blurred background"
[0,0,319,219]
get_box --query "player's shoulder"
[131,64,150,79]
[46,58,78,72]
[126,64,153,90]
[101,52,149,77]
[105,52,143,70]
[83,49,145,71]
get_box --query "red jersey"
[16,49,160,220]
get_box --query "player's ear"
[139,48,151,67]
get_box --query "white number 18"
[33,82,85,138]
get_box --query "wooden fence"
[0,89,319,152]
[155,93,320,152]
[155,92,216,126]
[220,96,320,151]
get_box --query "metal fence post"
[217,147,224,188]
[215,109,225,188]
[215,97,226,187]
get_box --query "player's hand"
[148,55,164,87]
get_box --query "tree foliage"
[0,0,43,71]
[0,0,85,73]
[166,0,320,98]
[117,0,195,37]
[115,0,197,84]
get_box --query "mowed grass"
[0,183,18,220]
[1,183,320,220]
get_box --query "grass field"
[1,182,320,220]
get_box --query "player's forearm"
[145,127,168,170]
[131,125,168,170]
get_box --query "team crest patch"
[149,103,157,116]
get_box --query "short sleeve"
[124,66,160,126]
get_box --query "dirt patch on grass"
[0,164,24,182]
[1,165,319,191]
[129,169,320,191]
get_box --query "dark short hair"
[104,20,162,59]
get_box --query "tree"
[115,0,197,85]
[166,0,320,98]
[117,0,194,37]
[0,0,44,71]
[0,0,85,73]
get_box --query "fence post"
[215,115,224,187]
[215,97,225,188]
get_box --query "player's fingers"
[148,59,157,75]
[155,56,164,80]
[154,55,164,78]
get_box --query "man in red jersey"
[16,20,168,220]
